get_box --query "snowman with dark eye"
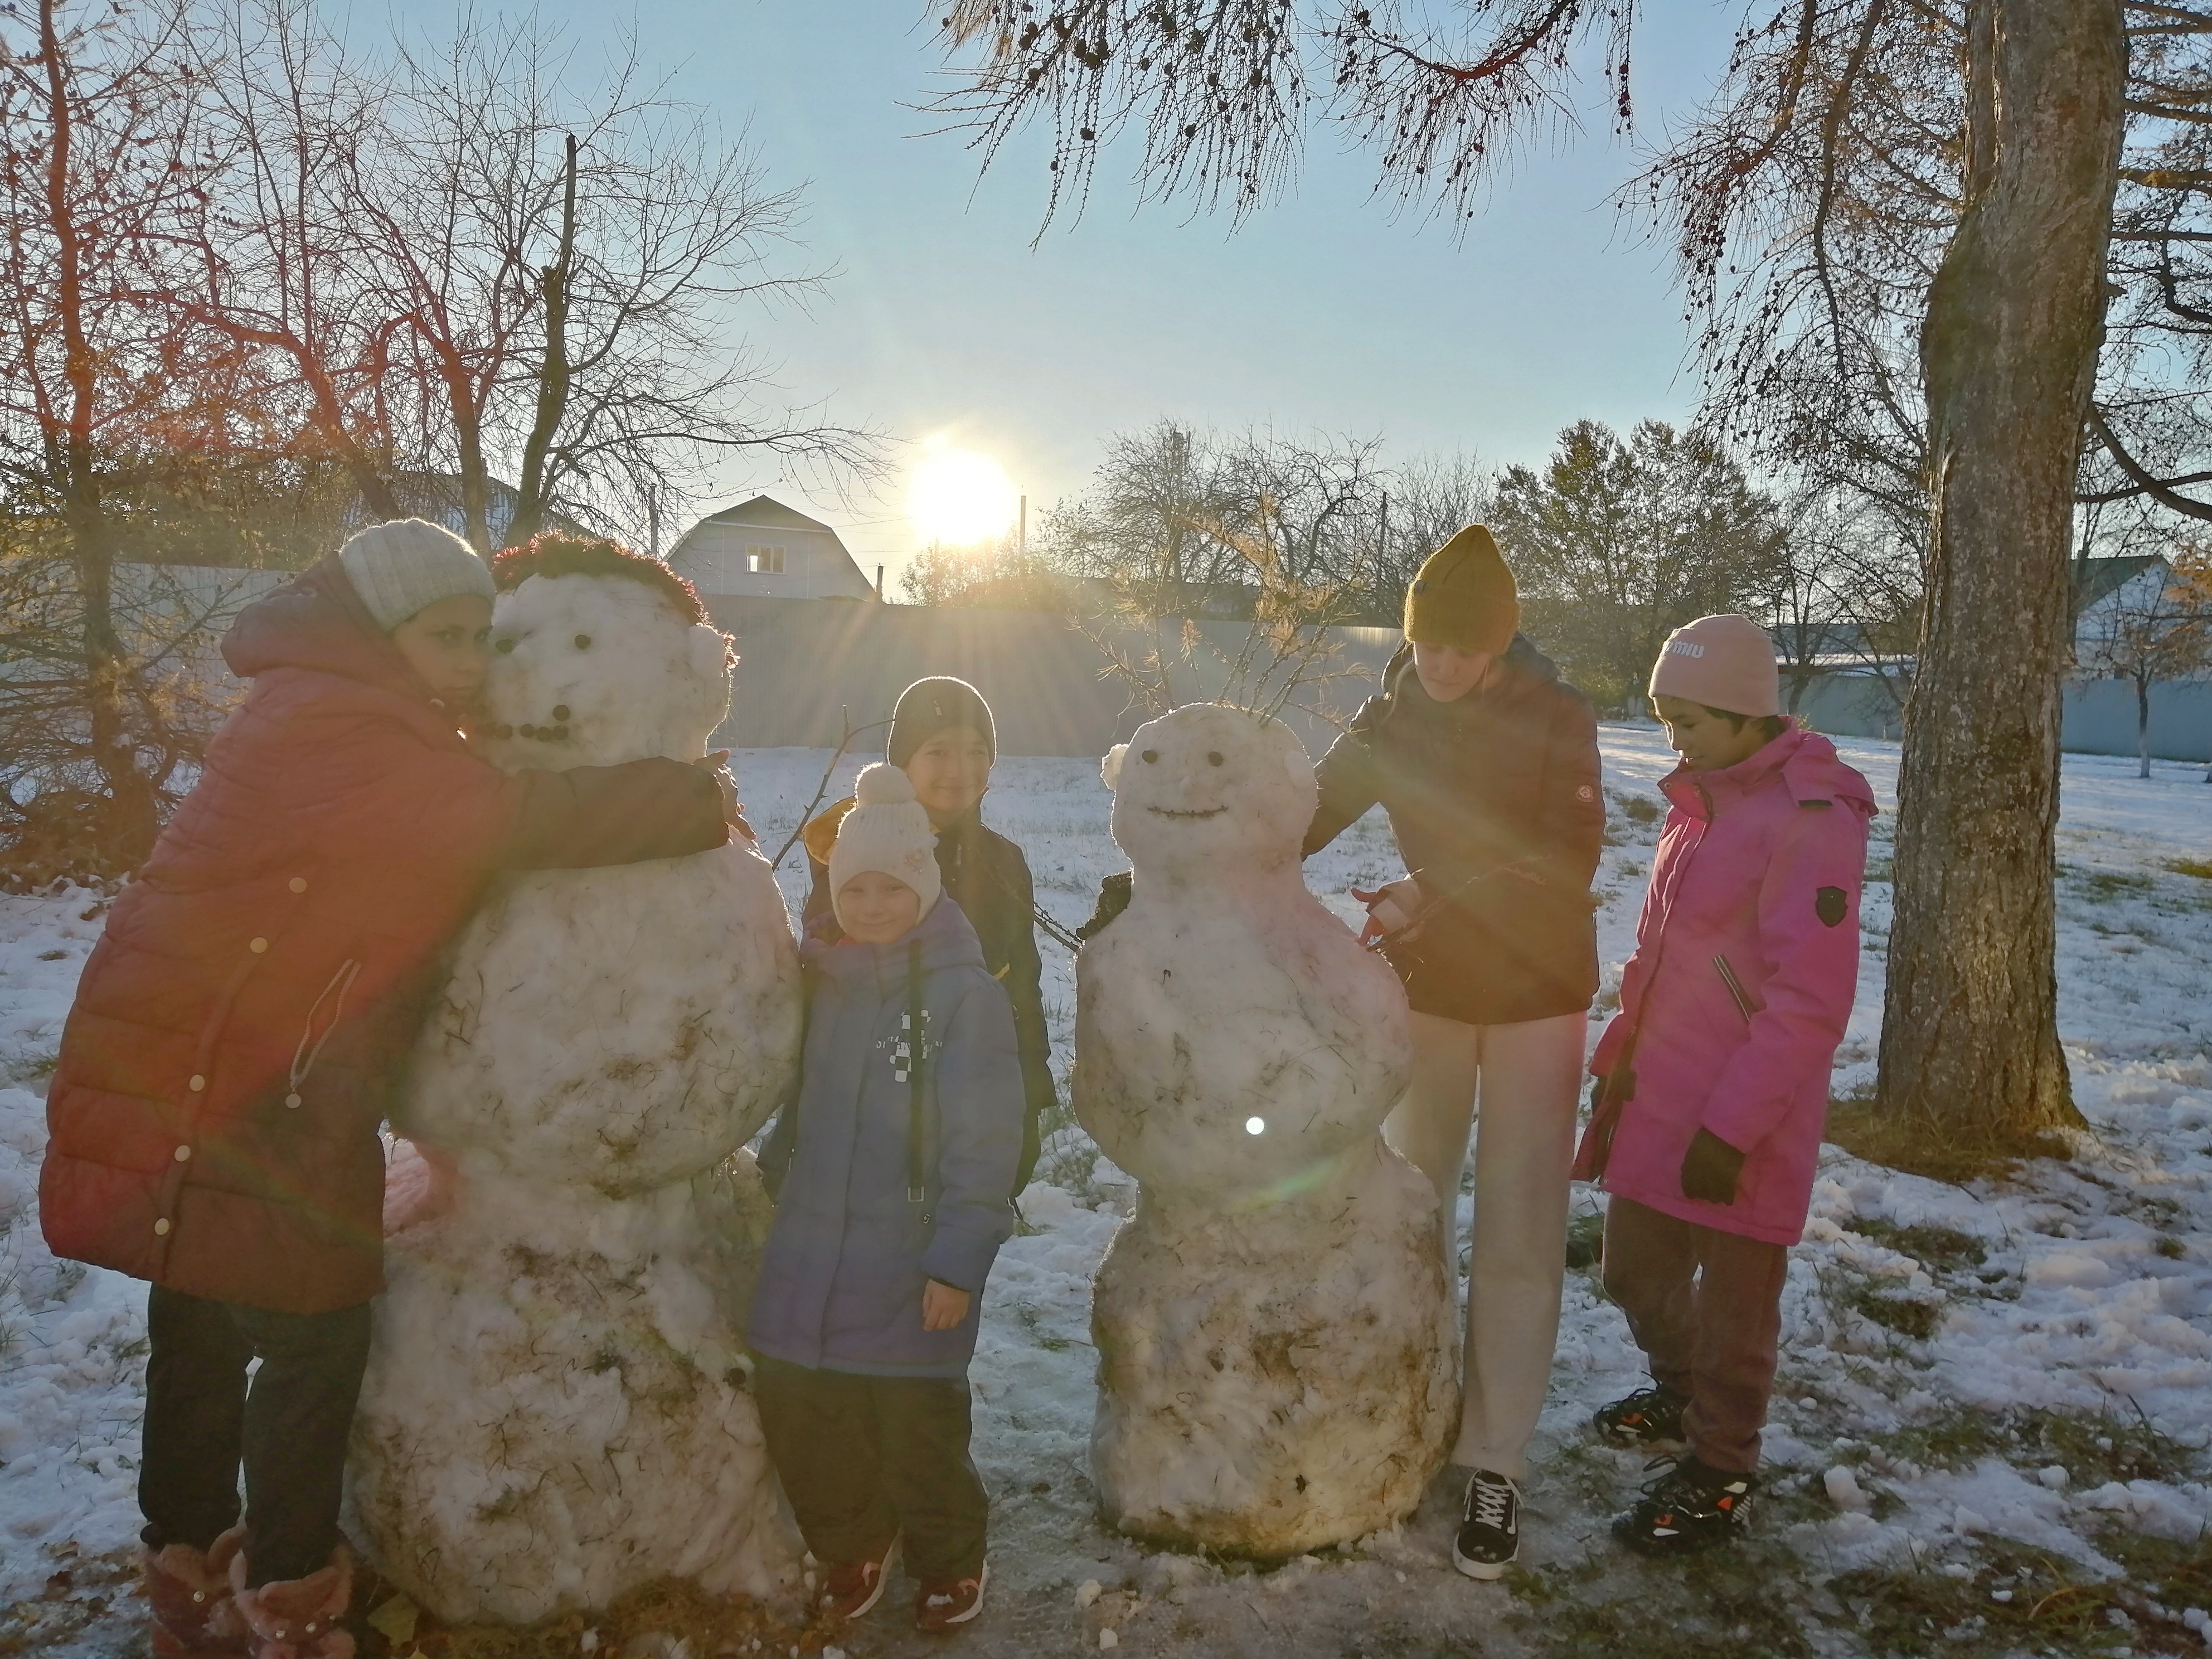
[350,542,804,1627]
[1074,702,1455,1557]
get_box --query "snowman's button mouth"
[1147,806,1228,819]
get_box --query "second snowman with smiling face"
[1075,702,1455,1557]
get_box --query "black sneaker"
[1614,1457,1755,1556]
[1451,1469,1520,1580]
[1593,1384,1690,1451]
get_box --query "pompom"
[853,761,918,807]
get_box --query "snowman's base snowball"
[1089,1138,1455,1557]
[350,1147,801,1626]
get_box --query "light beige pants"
[1384,1008,1587,1478]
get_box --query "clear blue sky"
[386,2,1745,586]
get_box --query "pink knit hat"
[1647,614,1780,717]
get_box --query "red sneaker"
[819,1534,899,1620]
[914,1561,989,1633]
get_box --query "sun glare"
[910,447,1020,547]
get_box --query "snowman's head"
[480,536,733,770]
[1103,702,1317,878]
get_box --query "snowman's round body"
[1074,704,1454,1556]
[349,564,804,1625]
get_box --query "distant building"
[667,496,877,601]
[1774,554,2210,760]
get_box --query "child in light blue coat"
[750,763,1024,1634]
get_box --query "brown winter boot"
[143,1525,250,1658]
[228,1541,356,1659]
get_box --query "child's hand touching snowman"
[1352,877,1422,945]
[921,1278,972,1331]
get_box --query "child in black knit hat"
[802,677,1056,1189]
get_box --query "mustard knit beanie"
[1403,525,1519,655]
[828,763,943,930]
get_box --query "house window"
[745,544,786,575]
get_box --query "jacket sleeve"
[997,846,1059,1157]
[285,706,535,875]
[1302,696,1389,857]
[1589,840,1670,1079]
[501,756,730,870]
[918,977,1025,1294]
[1697,802,1871,1153]
[1533,693,1605,893]
[801,851,836,938]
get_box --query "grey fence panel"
[707,596,1404,761]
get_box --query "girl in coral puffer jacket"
[1573,614,1875,1559]
[47,521,735,1659]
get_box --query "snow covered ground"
[4,731,2211,1656]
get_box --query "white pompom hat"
[829,763,943,929]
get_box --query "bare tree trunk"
[508,133,578,548]
[1879,0,2123,1147]
[41,0,156,865]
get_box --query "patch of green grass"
[1826,1531,2208,1658]
[1565,1208,1605,1273]
[1825,1100,2070,1185]
[2071,868,2157,902]
[1835,1279,1947,1340]
[1866,1401,2201,1488]
[1847,1216,1990,1273]
[2164,857,2212,881]
[1506,1540,1819,1659]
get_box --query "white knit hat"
[337,519,496,632]
[829,764,943,929]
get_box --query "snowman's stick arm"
[767,709,893,873]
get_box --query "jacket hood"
[1663,724,1879,818]
[803,889,987,982]
[221,557,438,705]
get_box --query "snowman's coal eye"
[494,637,515,654]
[573,634,592,651]
[1207,751,1224,767]
[1141,749,1158,763]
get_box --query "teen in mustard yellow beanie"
[1303,516,1603,1582]
[1404,525,1520,656]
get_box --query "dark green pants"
[752,1356,987,1583]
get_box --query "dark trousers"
[139,1285,372,1586]
[1600,1196,1789,1475]
[752,1357,988,1584]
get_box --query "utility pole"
[1019,494,1027,559]
[1377,491,1390,585]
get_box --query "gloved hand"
[1680,1128,1746,1205]
[1352,877,1422,945]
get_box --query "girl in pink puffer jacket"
[1572,614,1875,1558]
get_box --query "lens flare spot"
[1245,1116,1265,1136]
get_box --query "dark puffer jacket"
[1303,636,1605,1027]
[805,804,1054,1189]
[41,558,729,1315]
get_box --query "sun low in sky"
[909,443,1020,547]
